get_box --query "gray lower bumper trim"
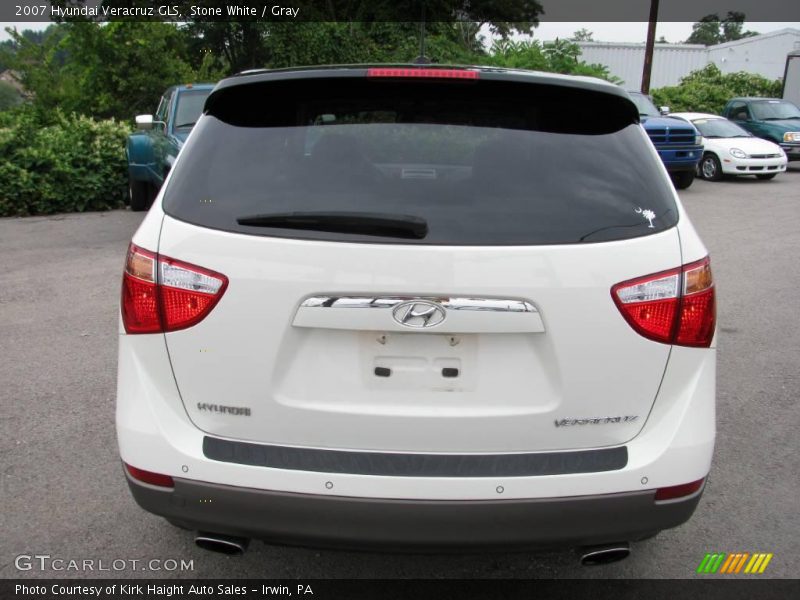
[126,475,702,550]
[202,436,628,477]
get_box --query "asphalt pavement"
[2,166,799,579]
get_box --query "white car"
[671,112,787,181]
[116,66,717,564]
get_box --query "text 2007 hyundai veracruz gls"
[117,66,716,562]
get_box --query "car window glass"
[628,92,660,117]
[174,90,211,129]
[164,78,677,246]
[155,95,167,122]
[751,101,800,120]
[729,102,748,121]
[692,119,750,138]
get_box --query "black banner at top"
[2,0,800,23]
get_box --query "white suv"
[116,66,716,562]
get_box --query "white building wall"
[576,28,800,90]
[708,30,800,80]
[577,42,707,89]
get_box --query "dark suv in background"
[126,83,214,211]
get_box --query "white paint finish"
[115,72,716,510]
[115,336,715,500]
[154,215,684,452]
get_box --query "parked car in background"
[671,113,787,181]
[722,98,800,162]
[627,91,703,189]
[126,83,214,211]
[118,65,716,561]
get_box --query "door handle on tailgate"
[293,296,545,333]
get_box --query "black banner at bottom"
[3,579,800,600]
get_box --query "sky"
[1,21,799,44]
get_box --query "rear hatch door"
[159,71,681,453]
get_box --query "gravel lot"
[2,166,799,579]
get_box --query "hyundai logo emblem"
[392,300,446,328]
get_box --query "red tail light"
[121,243,228,334]
[655,478,705,501]
[612,257,716,347]
[124,463,174,488]
[367,67,479,80]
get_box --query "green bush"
[483,39,622,83]
[651,64,782,115]
[0,107,130,216]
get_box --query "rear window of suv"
[163,76,678,245]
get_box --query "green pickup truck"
[126,83,214,211]
[722,97,800,162]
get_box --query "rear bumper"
[126,472,703,550]
[117,320,716,550]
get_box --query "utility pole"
[414,4,431,64]
[641,0,660,93]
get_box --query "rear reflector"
[121,243,228,334]
[367,67,479,80]
[611,257,716,347]
[655,478,705,501]
[124,463,174,488]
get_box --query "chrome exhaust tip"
[579,542,631,566]
[195,532,250,555]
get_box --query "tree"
[44,1,545,77]
[720,12,757,42]
[6,22,203,121]
[181,21,490,75]
[571,29,594,42]
[254,0,545,38]
[485,38,621,83]
[182,22,271,74]
[179,0,543,74]
[651,64,781,114]
[1,25,65,71]
[685,12,757,45]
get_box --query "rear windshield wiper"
[236,211,429,239]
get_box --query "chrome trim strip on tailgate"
[293,296,545,333]
[203,436,627,477]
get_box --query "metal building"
[576,28,800,90]
[784,50,800,105]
